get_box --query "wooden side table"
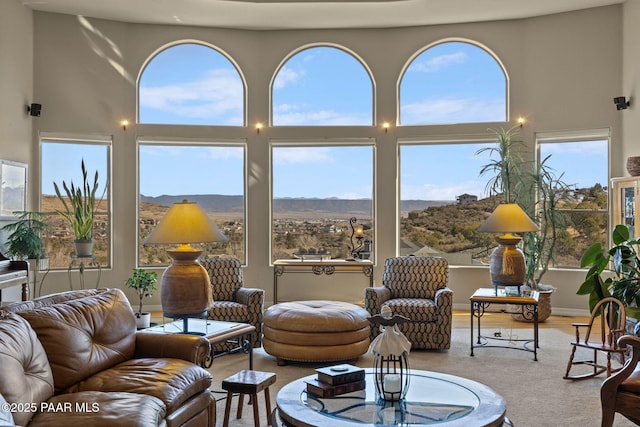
[222,370,276,427]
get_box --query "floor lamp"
[478,203,539,292]
[144,199,227,334]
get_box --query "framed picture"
[0,160,27,219]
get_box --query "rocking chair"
[564,297,627,380]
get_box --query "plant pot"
[135,312,151,329]
[74,239,94,257]
[509,288,553,323]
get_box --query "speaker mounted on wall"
[27,103,42,117]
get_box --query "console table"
[273,259,373,304]
[470,287,540,361]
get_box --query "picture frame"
[0,160,27,219]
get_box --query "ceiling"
[21,0,625,31]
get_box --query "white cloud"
[401,97,505,124]
[273,104,371,125]
[409,52,468,73]
[274,147,335,165]
[542,140,607,157]
[139,69,243,122]
[273,66,305,90]
[402,180,486,201]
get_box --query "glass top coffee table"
[276,369,507,426]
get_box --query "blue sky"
[42,42,607,201]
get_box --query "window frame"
[397,38,509,126]
[270,43,376,127]
[269,139,377,264]
[39,133,113,269]
[137,40,248,126]
[535,128,610,268]
[136,138,248,267]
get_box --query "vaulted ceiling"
[22,0,625,30]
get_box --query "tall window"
[271,144,374,262]
[399,142,497,266]
[40,138,111,268]
[138,43,244,126]
[138,143,246,265]
[537,135,609,268]
[272,46,374,125]
[399,41,507,125]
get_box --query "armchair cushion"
[204,257,243,301]
[383,298,437,322]
[382,256,448,299]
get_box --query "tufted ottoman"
[263,300,371,365]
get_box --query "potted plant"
[477,126,572,321]
[578,224,640,323]
[125,268,158,329]
[53,159,106,257]
[1,211,49,297]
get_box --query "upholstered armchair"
[364,256,452,350]
[201,257,264,349]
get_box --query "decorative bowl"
[627,156,640,176]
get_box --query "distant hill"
[139,194,452,216]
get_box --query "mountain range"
[139,194,452,216]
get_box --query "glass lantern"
[373,350,410,401]
[368,310,412,402]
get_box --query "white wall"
[0,0,33,301]
[10,5,624,314]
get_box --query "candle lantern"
[368,308,411,401]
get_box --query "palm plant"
[477,126,572,290]
[53,159,106,241]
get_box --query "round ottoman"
[263,300,371,365]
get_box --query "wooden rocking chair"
[564,297,627,380]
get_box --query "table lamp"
[144,199,227,333]
[478,203,539,289]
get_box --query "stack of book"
[305,364,366,398]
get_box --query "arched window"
[138,42,244,125]
[399,41,507,125]
[272,46,374,125]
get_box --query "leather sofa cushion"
[0,393,15,426]
[66,358,212,413]
[0,313,54,427]
[28,391,166,427]
[263,325,370,346]
[264,300,369,332]
[19,289,136,393]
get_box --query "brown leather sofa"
[0,288,216,427]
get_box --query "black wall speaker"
[27,103,42,117]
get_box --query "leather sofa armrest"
[364,286,391,316]
[135,332,211,365]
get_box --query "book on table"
[315,364,365,385]
[305,378,366,398]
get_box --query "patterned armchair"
[201,257,264,349]
[364,256,452,350]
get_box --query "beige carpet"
[207,327,636,426]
